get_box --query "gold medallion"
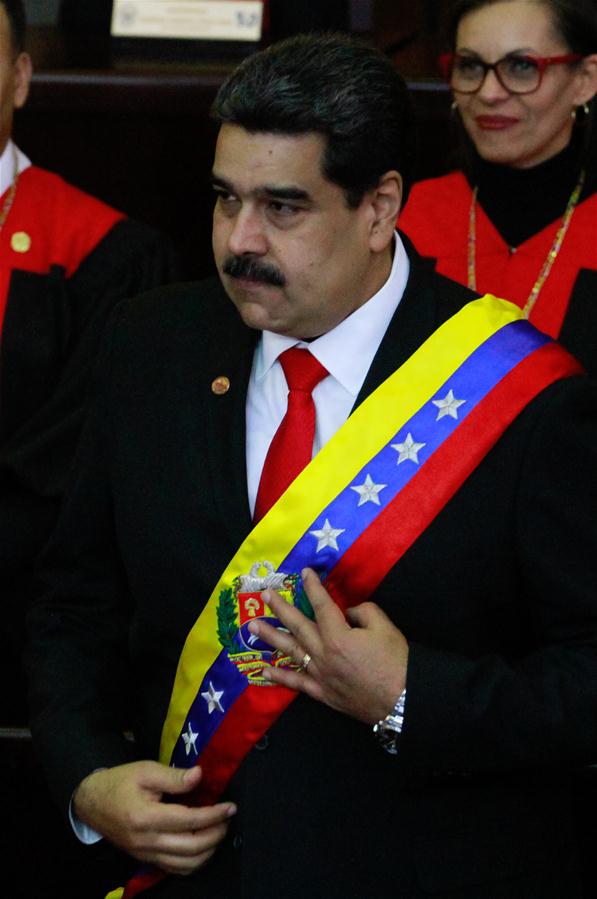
[11,231,31,253]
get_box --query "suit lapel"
[355,241,441,409]
[201,297,258,550]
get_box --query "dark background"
[15,0,457,280]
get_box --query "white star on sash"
[391,433,426,464]
[201,681,225,715]
[350,473,387,506]
[432,389,466,421]
[309,519,346,552]
[182,721,199,756]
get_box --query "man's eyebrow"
[262,186,311,202]
[211,174,311,202]
[211,174,232,190]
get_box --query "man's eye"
[214,191,237,204]
[268,201,299,216]
[214,191,241,214]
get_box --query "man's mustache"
[223,255,286,287]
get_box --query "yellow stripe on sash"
[160,294,523,762]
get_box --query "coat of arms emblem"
[217,561,313,686]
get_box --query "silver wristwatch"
[373,689,406,755]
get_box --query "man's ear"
[13,52,32,110]
[368,170,402,253]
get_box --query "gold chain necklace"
[0,144,19,233]
[467,168,586,319]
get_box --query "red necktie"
[254,347,329,522]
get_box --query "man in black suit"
[28,33,597,898]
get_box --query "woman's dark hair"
[447,0,597,56]
[1,0,26,55]
[447,0,597,171]
[212,32,416,208]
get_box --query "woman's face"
[453,0,597,168]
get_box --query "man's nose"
[227,207,268,256]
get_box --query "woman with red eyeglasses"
[399,0,597,372]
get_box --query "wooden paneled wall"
[14,68,454,279]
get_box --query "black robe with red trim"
[0,165,182,722]
[399,153,597,374]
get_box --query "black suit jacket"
[0,217,182,724]
[27,247,597,897]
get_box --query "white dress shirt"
[0,139,31,195]
[246,232,410,514]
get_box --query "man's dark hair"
[212,33,416,209]
[1,0,26,55]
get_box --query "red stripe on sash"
[192,684,295,806]
[122,871,162,898]
[325,342,583,608]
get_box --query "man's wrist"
[69,798,103,844]
[70,768,106,844]
[372,689,407,755]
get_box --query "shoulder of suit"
[105,277,255,369]
[433,269,479,313]
[115,276,239,329]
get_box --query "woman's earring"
[573,102,592,122]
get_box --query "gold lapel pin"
[211,376,230,395]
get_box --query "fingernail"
[248,621,259,634]
[227,804,237,817]
[262,669,272,681]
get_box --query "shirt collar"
[256,232,410,396]
[0,140,32,197]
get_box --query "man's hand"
[248,567,408,724]
[73,762,236,875]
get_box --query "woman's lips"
[475,115,519,130]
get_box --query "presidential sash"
[113,294,582,898]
